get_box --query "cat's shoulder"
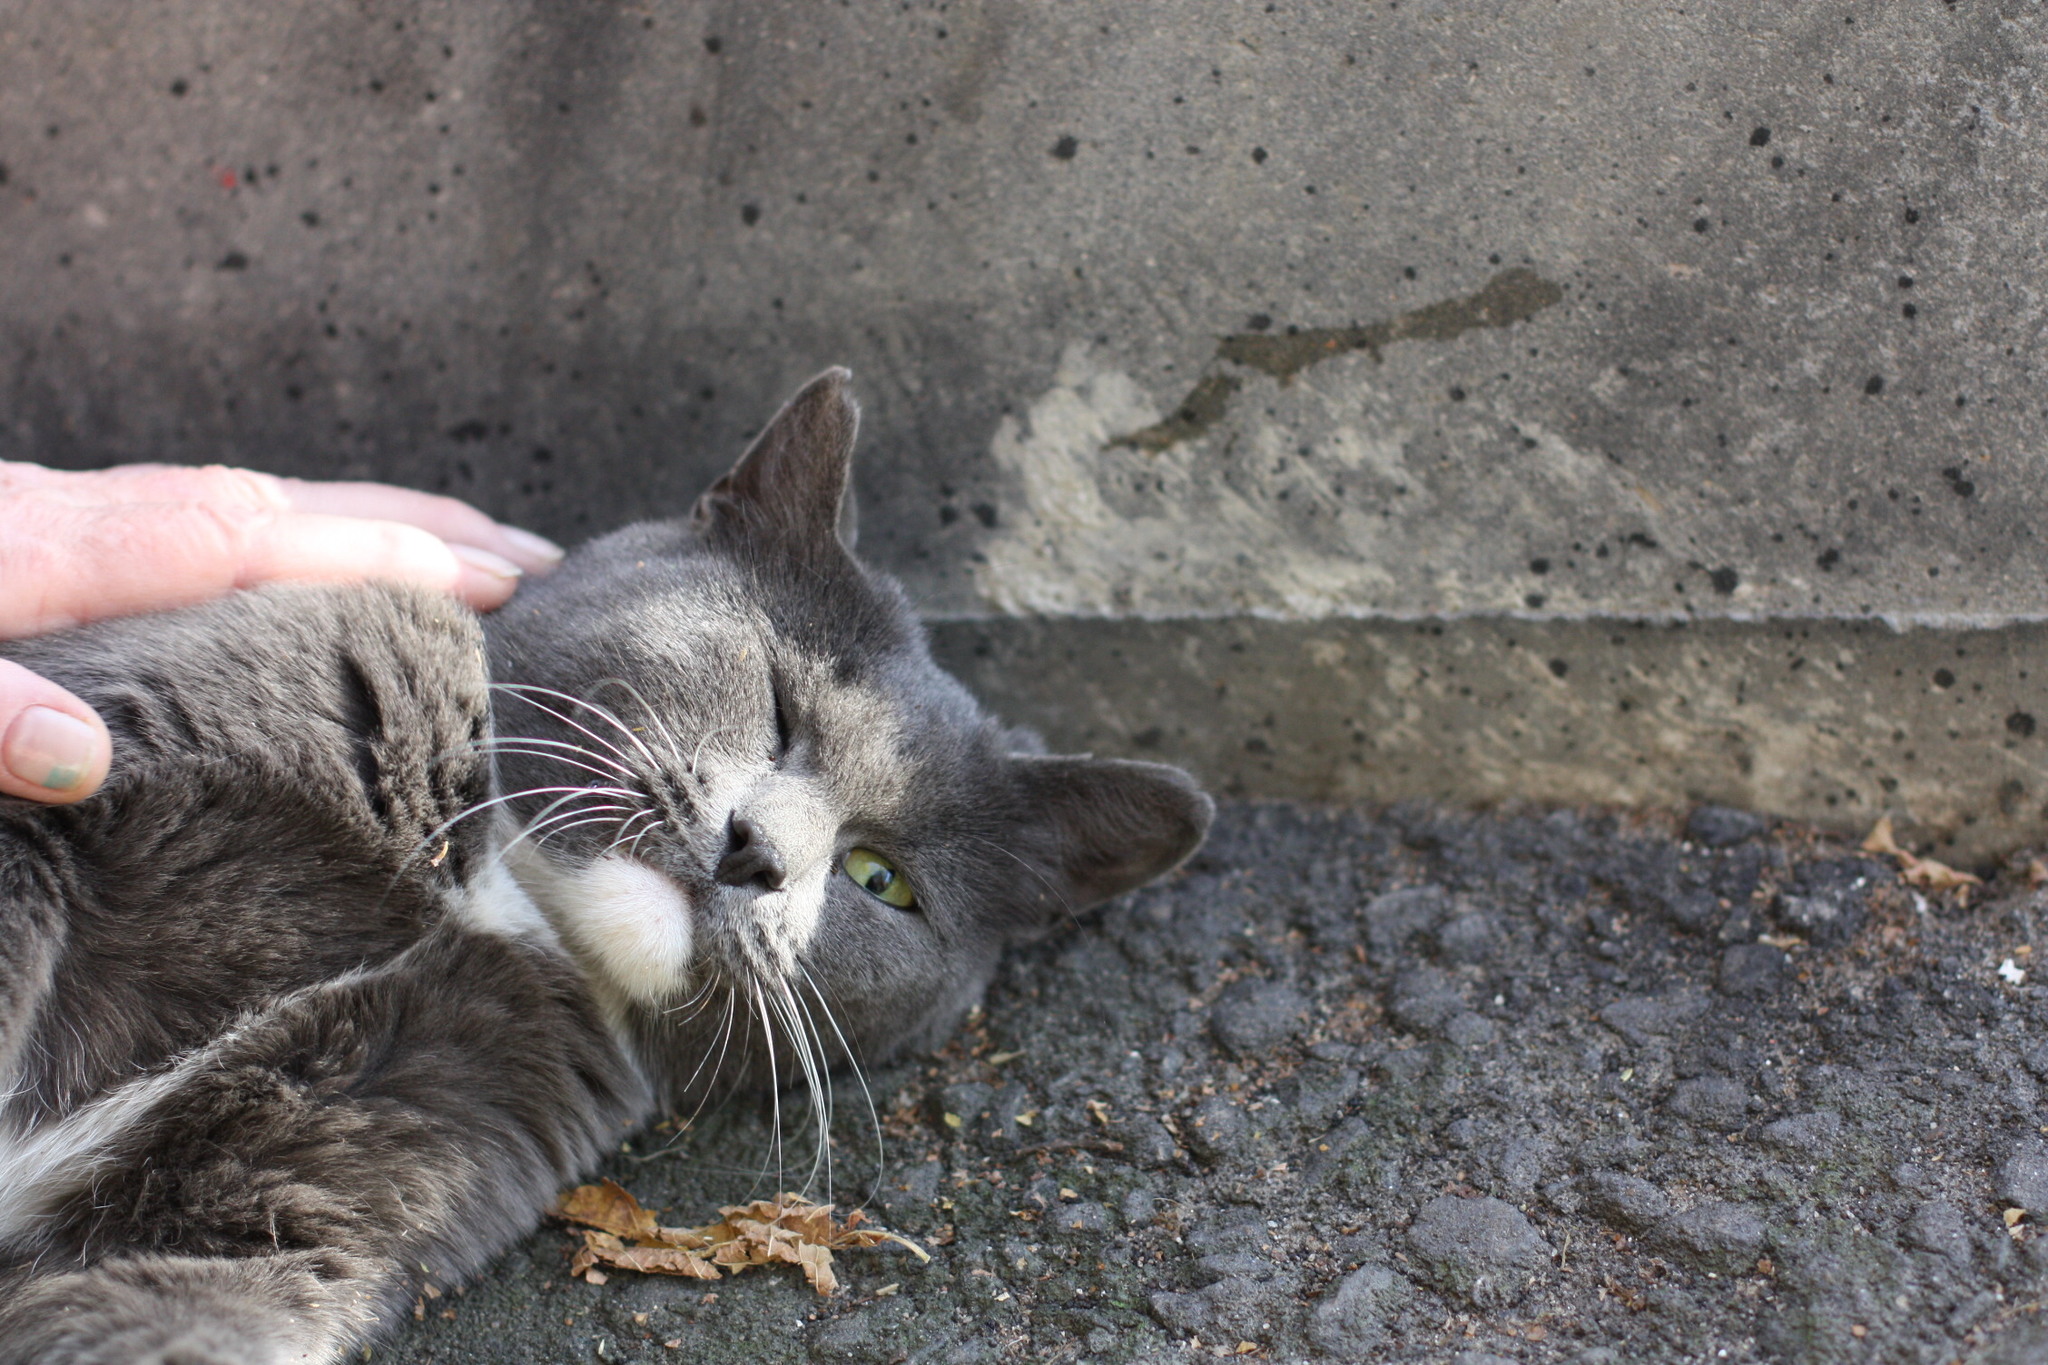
[2,584,494,868]
[6,582,488,756]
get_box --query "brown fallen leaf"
[1861,816,1982,903]
[555,1181,929,1296]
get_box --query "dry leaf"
[1860,816,1904,859]
[1862,817,1982,903]
[555,1181,929,1296]
[557,1179,662,1241]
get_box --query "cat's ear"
[692,368,859,558]
[1002,755,1214,933]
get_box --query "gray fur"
[0,370,1212,1363]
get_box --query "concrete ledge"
[933,615,2048,863]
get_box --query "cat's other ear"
[692,368,859,559]
[1003,755,1214,934]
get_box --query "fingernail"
[451,543,524,580]
[4,706,100,793]
[498,526,566,570]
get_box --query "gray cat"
[0,371,1211,1364]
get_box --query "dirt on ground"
[381,800,2048,1364]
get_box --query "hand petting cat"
[0,461,563,804]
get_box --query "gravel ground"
[381,801,2048,1364]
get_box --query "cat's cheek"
[558,856,696,1004]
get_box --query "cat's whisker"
[493,789,642,860]
[685,724,744,779]
[659,980,716,1026]
[530,813,634,848]
[798,963,887,1207]
[490,683,661,771]
[464,740,635,785]
[743,977,789,1199]
[588,676,688,772]
[961,831,1078,925]
[760,978,827,1198]
[392,783,618,886]
[600,809,663,859]
[461,732,637,774]
[777,977,834,1200]
[666,986,742,1138]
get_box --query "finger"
[0,499,523,636]
[238,512,528,611]
[1,463,565,575]
[0,658,111,802]
[6,462,293,512]
[277,479,564,574]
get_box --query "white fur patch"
[0,1056,203,1247]
[535,854,696,1005]
[448,854,560,948]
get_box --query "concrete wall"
[4,1,2046,856]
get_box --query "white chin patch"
[557,855,695,1003]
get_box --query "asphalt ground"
[381,800,2048,1364]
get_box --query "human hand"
[0,462,564,804]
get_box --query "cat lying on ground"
[0,370,1211,1364]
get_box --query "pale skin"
[0,462,564,803]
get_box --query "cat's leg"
[0,1251,371,1365]
[3,926,642,1364]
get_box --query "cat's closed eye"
[843,847,916,909]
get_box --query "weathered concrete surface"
[933,617,2048,864]
[4,2,2047,843]
[378,800,2048,1365]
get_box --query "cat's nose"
[714,813,787,890]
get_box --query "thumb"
[0,659,112,803]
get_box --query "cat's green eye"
[843,848,917,910]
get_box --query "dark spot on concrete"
[1898,275,1915,289]
[300,211,320,227]
[215,251,249,271]
[2009,713,2037,738]
[971,502,999,529]
[1529,558,1551,575]
[1708,567,1739,595]
[1864,375,1885,395]
[1941,467,1976,498]
[689,105,708,127]
[1693,217,1710,233]
[1905,207,1921,223]
[1448,386,1466,402]
[740,203,761,226]
[1051,135,1078,160]
[1748,126,1771,146]
[1245,313,1272,332]
[1903,303,1917,318]
[1119,272,1562,451]
[1548,659,1569,678]
[1217,268,1564,382]
[1816,548,1840,571]
[1115,374,1242,452]
[703,35,722,54]
[1524,593,1547,609]
[1933,669,1955,688]
[1251,146,1268,163]
[170,78,189,97]
[445,420,489,443]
